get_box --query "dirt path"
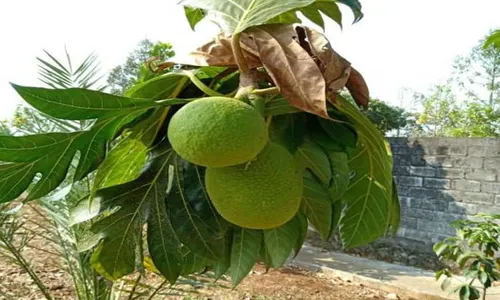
[0,205,409,300]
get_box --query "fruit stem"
[179,70,224,97]
[231,33,249,74]
[252,87,280,96]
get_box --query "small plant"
[434,213,500,300]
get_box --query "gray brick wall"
[389,137,500,244]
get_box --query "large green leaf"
[148,190,183,284]
[265,96,302,116]
[317,116,357,150]
[184,7,206,30]
[0,114,140,203]
[301,172,332,240]
[180,251,210,275]
[263,216,299,268]
[334,97,394,248]
[11,84,165,120]
[337,0,363,22]
[213,228,233,279]
[74,144,182,281]
[92,137,148,191]
[295,137,332,185]
[167,156,227,261]
[327,152,350,200]
[293,212,309,257]
[269,113,307,153]
[180,0,363,34]
[484,30,500,49]
[126,72,190,100]
[180,0,315,34]
[230,228,262,287]
[300,1,342,29]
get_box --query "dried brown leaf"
[248,24,328,118]
[346,67,370,107]
[300,26,352,101]
[176,34,261,68]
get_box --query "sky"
[0,0,499,120]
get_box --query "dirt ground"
[0,205,410,300]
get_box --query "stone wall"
[308,137,500,270]
[390,137,500,244]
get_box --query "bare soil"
[0,205,410,300]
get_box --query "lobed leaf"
[11,84,163,120]
[167,156,227,261]
[180,0,315,34]
[184,7,206,30]
[0,113,141,203]
[334,97,395,248]
[76,144,180,280]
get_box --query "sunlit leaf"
[11,84,164,120]
[0,114,141,203]
[125,72,190,100]
[92,137,149,191]
[335,96,394,248]
[180,0,315,34]
[184,7,206,30]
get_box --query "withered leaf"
[248,24,328,118]
[300,26,351,100]
[345,67,370,107]
[175,34,261,68]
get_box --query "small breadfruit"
[205,142,303,229]
[167,97,268,167]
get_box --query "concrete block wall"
[389,137,500,244]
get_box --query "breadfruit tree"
[1,0,400,287]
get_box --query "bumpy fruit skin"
[167,97,268,167]
[205,142,303,229]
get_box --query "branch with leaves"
[0,0,399,288]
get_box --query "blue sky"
[0,0,499,119]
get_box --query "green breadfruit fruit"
[167,97,268,167]
[205,142,303,229]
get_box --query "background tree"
[415,29,500,137]
[452,29,500,107]
[107,39,175,94]
[342,93,412,135]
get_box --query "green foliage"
[416,84,500,137]
[1,0,399,289]
[415,29,500,138]
[453,29,500,106]
[181,0,363,33]
[434,214,500,300]
[107,39,175,95]
[342,93,412,135]
[484,30,500,49]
